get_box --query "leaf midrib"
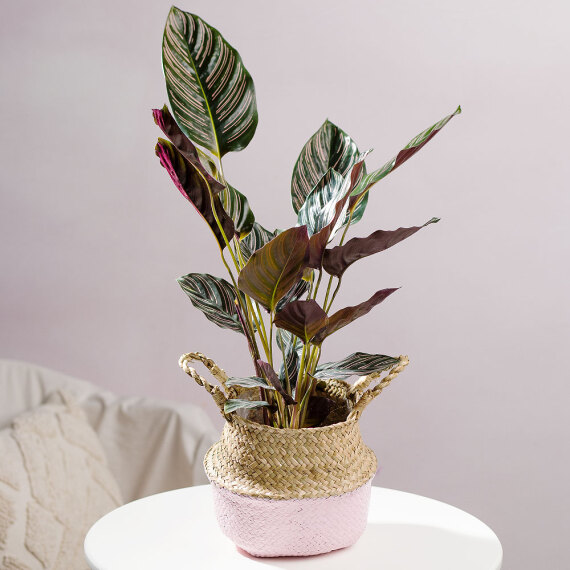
[269,240,303,312]
[181,13,222,159]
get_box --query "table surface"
[85,485,503,570]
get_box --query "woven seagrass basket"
[180,352,408,557]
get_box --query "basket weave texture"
[180,352,409,501]
[204,414,377,500]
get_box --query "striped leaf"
[291,120,365,213]
[277,328,303,389]
[239,222,275,263]
[275,278,310,313]
[226,376,275,389]
[323,217,440,277]
[224,399,271,414]
[350,106,461,209]
[297,170,346,237]
[314,352,400,380]
[155,139,234,250]
[177,273,245,334]
[237,226,310,312]
[162,7,258,158]
[153,105,255,235]
[298,156,368,268]
[221,184,255,237]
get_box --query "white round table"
[85,485,502,569]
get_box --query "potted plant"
[153,6,460,557]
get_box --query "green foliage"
[349,106,462,209]
[276,329,303,389]
[224,399,271,414]
[177,273,245,334]
[314,353,400,380]
[239,222,276,263]
[225,376,275,389]
[162,7,258,158]
[291,120,369,227]
[154,7,461,428]
[222,184,255,237]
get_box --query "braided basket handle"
[179,352,234,419]
[347,355,409,421]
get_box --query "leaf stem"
[312,269,323,300]
[269,311,275,366]
[324,277,343,313]
[235,240,272,361]
[322,276,336,311]
[321,208,355,312]
[338,208,355,248]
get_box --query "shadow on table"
[237,523,503,569]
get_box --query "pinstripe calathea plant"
[153,6,460,429]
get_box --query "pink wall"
[1,1,568,567]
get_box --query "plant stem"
[269,311,275,366]
[234,241,273,361]
[324,277,342,313]
[312,270,323,300]
[322,276,336,311]
[320,209,355,312]
[338,208,355,248]
[198,167,267,395]
[255,301,270,347]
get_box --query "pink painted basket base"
[211,480,372,557]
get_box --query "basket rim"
[205,414,377,500]
[229,412,359,433]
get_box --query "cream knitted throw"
[0,390,122,569]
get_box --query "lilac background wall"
[1,1,568,567]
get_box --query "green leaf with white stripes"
[162,7,258,158]
[275,278,310,313]
[220,184,255,237]
[224,399,271,414]
[177,273,245,334]
[277,328,303,389]
[314,352,400,380]
[239,222,276,263]
[297,170,346,237]
[291,120,365,213]
[225,376,275,389]
[350,106,461,209]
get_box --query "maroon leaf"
[155,139,234,250]
[349,106,461,209]
[238,226,310,312]
[323,218,439,277]
[312,288,399,344]
[307,158,367,269]
[257,360,296,405]
[273,300,328,344]
[153,106,224,194]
